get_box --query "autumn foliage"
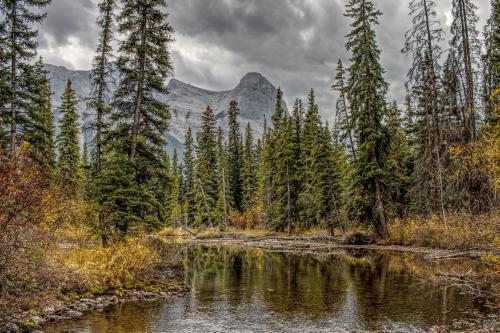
[0,149,58,312]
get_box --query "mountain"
[44,64,286,154]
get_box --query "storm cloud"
[38,0,490,122]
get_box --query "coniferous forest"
[0,0,499,332]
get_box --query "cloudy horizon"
[38,0,490,122]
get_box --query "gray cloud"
[40,0,98,49]
[38,0,490,122]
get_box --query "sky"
[38,0,490,122]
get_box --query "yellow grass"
[388,212,500,250]
[51,236,162,296]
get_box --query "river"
[44,244,497,332]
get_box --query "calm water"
[45,245,497,333]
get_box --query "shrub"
[0,152,59,313]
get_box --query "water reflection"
[45,245,495,333]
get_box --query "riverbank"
[0,234,189,333]
[189,234,494,259]
[157,220,500,258]
[1,286,189,333]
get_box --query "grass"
[387,212,500,250]
[52,237,163,296]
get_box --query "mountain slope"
[45,64,286,154]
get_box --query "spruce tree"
[169,149,182,225]
[0,0,51,158]
[268,89,296,231]
[290,99,304,209]
[260,126,274,225]
[22,57,55,174]
[242,123,257,211]
[332,59,356,159]
[317,124,343,234]
[195,106,218,225]
[56,80,81,193]
[150,154,174,226]
[104,0,174,230]
[299,89,323,228]
[95,151,138,237]
[89,0,116,176]
[227,101,244,212]
[183,127,196,226]
[114,0,174,162]
[215,126,229,226]
[88,0,116,244]
[345,0,390,239]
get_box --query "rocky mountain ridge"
[44,64,286,154]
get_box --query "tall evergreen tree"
[242,123,257,211]
[332,59,356,159]
[89,0,116,177]
[345,0,390,239]
[0,0,51,158]
[170,148,182,223]
[183,127,196,226]
[195,106,218,225]
[298,90,323,228]
[215,126,229,226]
[56,80,81,193]
[289,99,303,225]
[317,124,343,233]
[88,0,116,244]
[104,0,174,230]
[22,57,55,174]
[113,0,173,162]
[267,89,297,231]
[227,101,243,212]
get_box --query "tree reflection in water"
[45,245,496,333]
